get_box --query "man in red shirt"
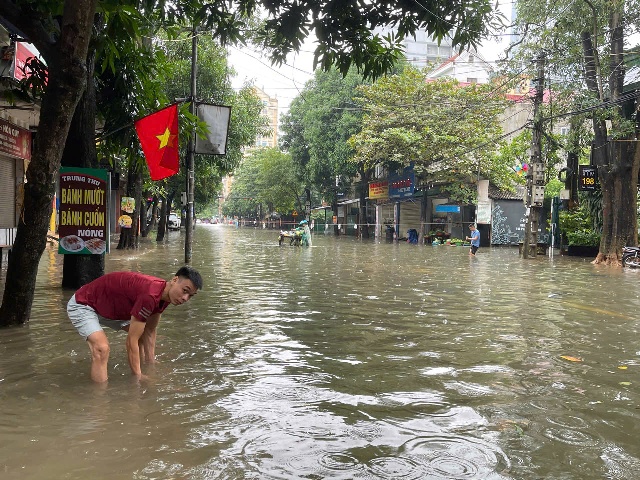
[67,266,203,383]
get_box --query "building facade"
[252,86,278,148]
[0,22,41,251]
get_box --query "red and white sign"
[13,42,40,81]
[0,118,31,161]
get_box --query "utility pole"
[523,54,545,259]
[185,25,197,264]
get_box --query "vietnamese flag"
[134,104,180,180]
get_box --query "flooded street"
[1,225,640,479]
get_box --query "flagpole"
[185,25,197,264]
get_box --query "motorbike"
[622,246,640,267]
[278,229,302,246]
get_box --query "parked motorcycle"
[622,246,640,267]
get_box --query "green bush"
[566,229,601,246]
[559,195,602,246]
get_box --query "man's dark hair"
[175,265,203,290]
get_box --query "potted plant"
[565,229,601,256]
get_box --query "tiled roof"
[488,184,525,200]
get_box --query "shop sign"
[369,180,389,199]
[58,167,109,255]
[0,118,31,160]
[476,202,491,224]
[435,204,460,213]
[389,165,415,199]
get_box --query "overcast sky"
[227,32,511,116]
[227,0,514,115]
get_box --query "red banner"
[134,104,180,180]
[0,118,31,160]
[14,42,39,81]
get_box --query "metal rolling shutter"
[0,157,15,228]
[398,200,421,238]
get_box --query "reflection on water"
[1,226,640,479]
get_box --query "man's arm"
[140,313,160,363]
[126,317,146,377]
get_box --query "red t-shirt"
[74,271,169,321]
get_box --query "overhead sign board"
[389,165,415,199]
[368,180,389,199]
[578,165,598,191]
[0,118,31,160]
[435,204,460,213]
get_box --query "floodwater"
[1,226,640,479]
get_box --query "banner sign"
[14,42,42,81]
[58,167,109,255]
[476,202,491,224]
[0,118,31,160]
[389,165,415,199]
[195,103,232,155]
[435,204,460,213]
[118,197,135,229]
[368,180,389,199]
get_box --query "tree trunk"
[156,192,175,242]
[61,41,104,288]
[332,198,339,236]
[157,196,168,242]
[583,13,640,264]
[142,195,158,237]
[0,0,98,326]
[593,141,640,264]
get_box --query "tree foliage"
[222,147,303,218]
[281,68,367,206]
[350,68,510,203]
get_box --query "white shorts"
[67,294,131,340]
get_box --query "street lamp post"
[184,25,231,263]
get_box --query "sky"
[227,6,513,115]
[227,41,316,114]
[227,34,511,115]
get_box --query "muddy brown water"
[1,225,639,479]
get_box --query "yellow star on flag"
[156,127,177,149]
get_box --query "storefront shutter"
[0,157,15,228]
[398,201,422,238]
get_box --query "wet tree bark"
[582,18,640,265]
[141,195,158,237]
[156,192,174,242]
[0,0,98,326]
